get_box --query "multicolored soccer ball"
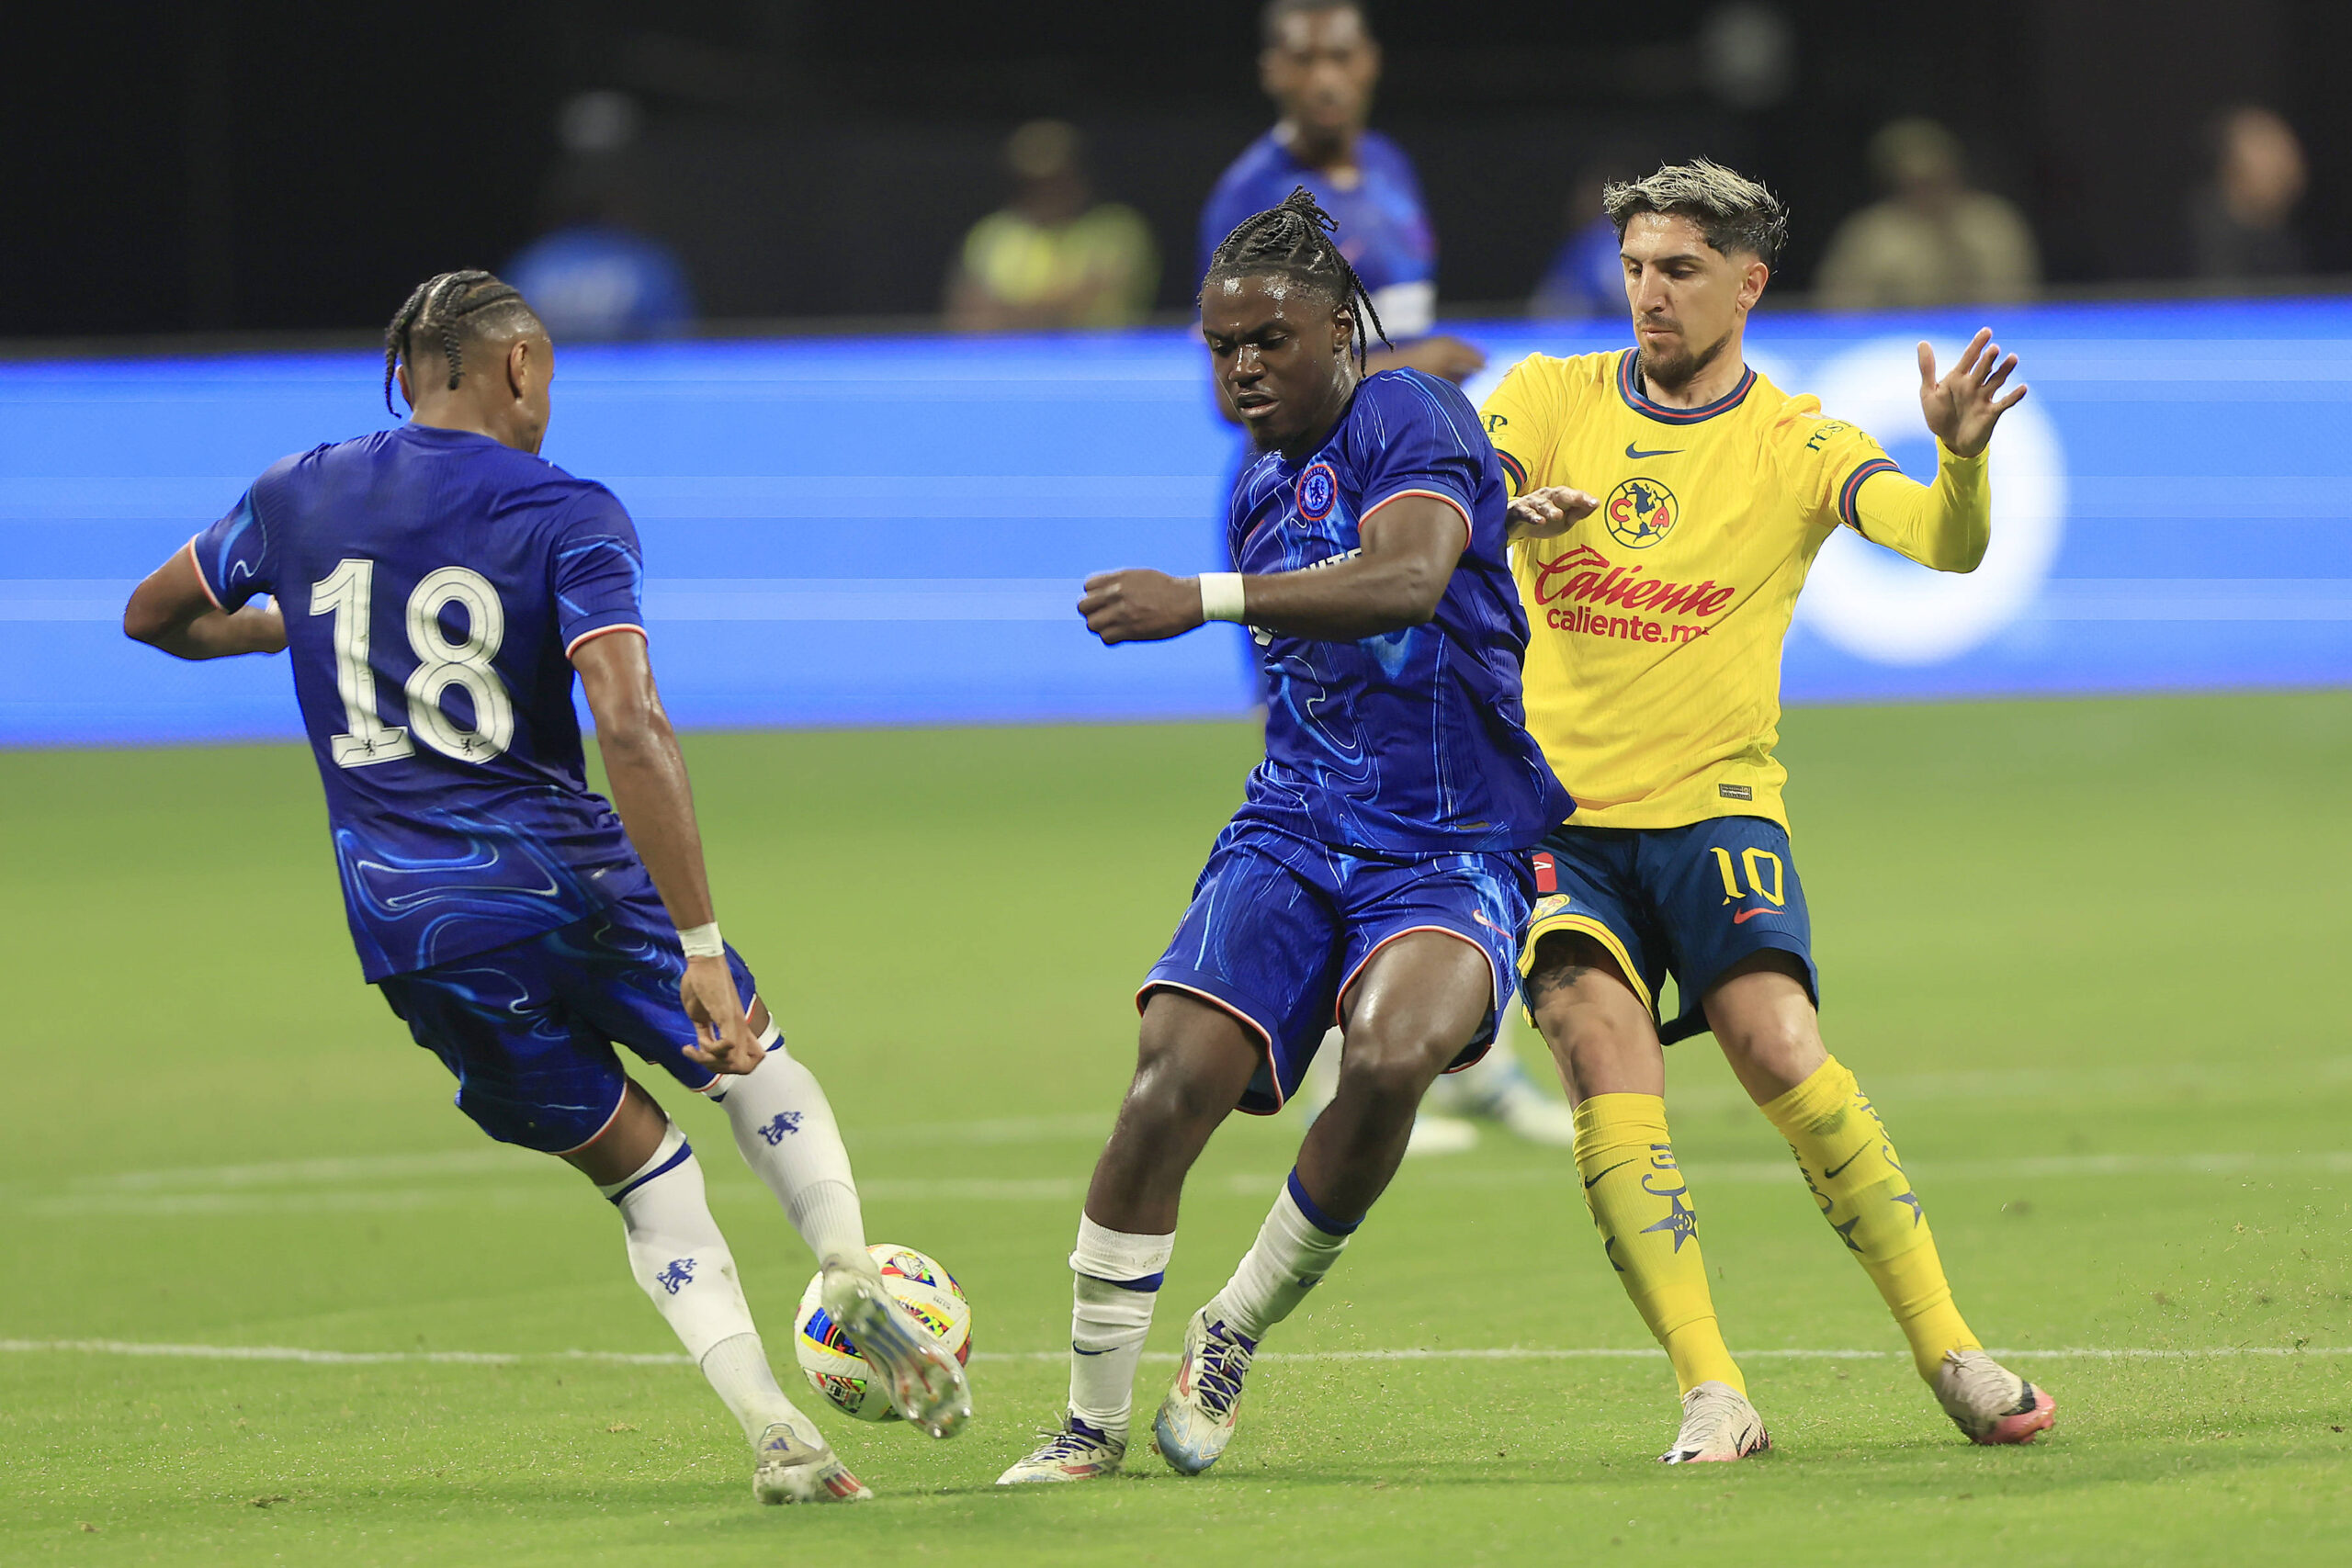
[792,1244,972,1421]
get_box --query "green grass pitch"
[3,692,2348,1565]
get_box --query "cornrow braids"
[1201,186,1390,367]
[381,269,543,414]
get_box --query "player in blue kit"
[997,191,1573,1485]
[120,270,968,1506]
[1201,0,1485,383]
[1205,2,1582,1154]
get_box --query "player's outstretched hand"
[680,955,764,1075]
[1080,569,1206,644]
[1507,485,1600,541]
[1919,328,2027,459]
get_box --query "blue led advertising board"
[0,298,2345,746]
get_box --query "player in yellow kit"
[1481,161,2057,1462]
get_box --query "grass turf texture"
[4,691,2348,1565]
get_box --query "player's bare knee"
[1120,998,1250,1138]
[1720,1011,1823,1085]
[1335,1026,1453,1111]
[1118,1053,1230,1138]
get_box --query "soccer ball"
[792,1244,971,1421]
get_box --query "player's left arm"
[1080,494,1466,644]
[123,539,285,659]
[1845,328,2026,573]
[573,631,763,1076]
[554,495,760,1074]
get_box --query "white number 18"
[310,558,514,768]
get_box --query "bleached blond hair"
[1602,159,1789,267]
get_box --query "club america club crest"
[1604,476,1678,549]
[1297,461,1338,521]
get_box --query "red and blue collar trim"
[1617,350,1756,424]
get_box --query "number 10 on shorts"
[1709,845,1785,907]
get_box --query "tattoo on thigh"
[1523,962,1593,1009]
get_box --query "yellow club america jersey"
[1479,348,1901,830]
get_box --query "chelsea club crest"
[1297,461,1338,522]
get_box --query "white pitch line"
[3,1338,2346,1369]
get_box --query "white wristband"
[1199,572,1247,624]
[678,922,724,959]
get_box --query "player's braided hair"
[1201,186,1390,367]
[382,270,544,414]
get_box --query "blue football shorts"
[375,889,761,1154]
[1518,816,1817,1045]
[1141,816,1533,1115]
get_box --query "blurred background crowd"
[6,0,2345,347]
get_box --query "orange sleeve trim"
[1362,487,1474,555]
[564,623,647,660]
[184,536,224,612]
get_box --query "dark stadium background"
[10,0,2352,343]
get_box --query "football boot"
[1934,1349,2056,1444]
[1659,1380,1771,1463]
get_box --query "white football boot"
[994,1415,1127,1484]
[1432,1048,1579,1147]
[820,1262,972,1440]
[1658,1380,1771,1463]
[751,1419,871,1504]
[1934,1349,2057,1444]
[1153,1308,1260,1475]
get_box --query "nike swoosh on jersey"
[1624,442,1684,459]
[1732,907,1772,923]
[1583,1156,1640,1190]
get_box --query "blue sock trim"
[1080,1269,1165,1292]
[1286,1167,1361,1236]
[605,1138,694,1205]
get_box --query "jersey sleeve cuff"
[1495,450,1530,495]
[1363,486,1475,552]
[183,535,229,611]
[564,621,647,659]
[1837,458,1904,531]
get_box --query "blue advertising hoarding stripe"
[1,299,2346,746]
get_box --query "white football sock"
[698,1331,823,1448]
[707,1021,871,1273]
[1207,1171,1353,1341]
[597,1122,757,1362]
[1068,1215,1175,1439]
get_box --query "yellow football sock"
[1760,1057,1981,1382]
[1573,1093,1745,1396]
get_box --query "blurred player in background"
[504,93,695,341]
[1530,149,1655,320]
[1202,0,1483,383]
[998,191,1572,1485]
[121,271,968,1505]
[1483,163,2058,1461]
[1205,0,1575,1152]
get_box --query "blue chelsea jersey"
[1229,370,1575,854]
[189,423,660,981]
